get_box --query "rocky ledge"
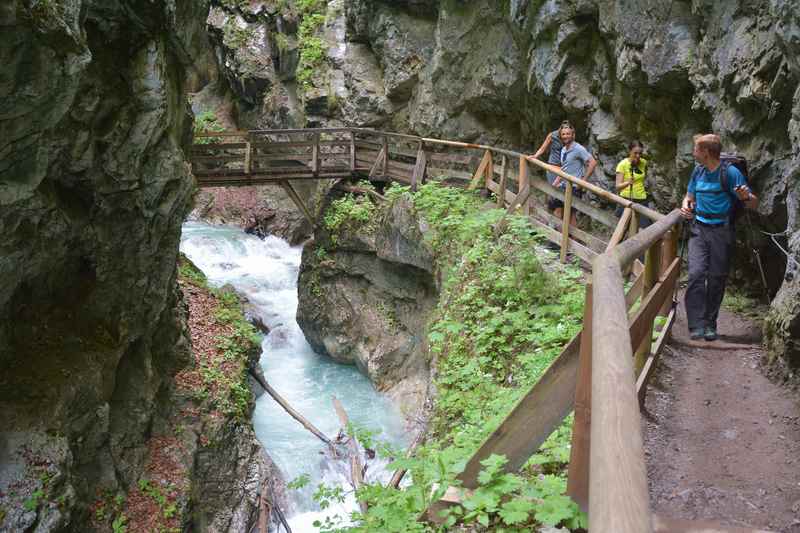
[296,191,437,415]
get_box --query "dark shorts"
[548,188,584,211]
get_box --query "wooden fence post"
[659,227,678,315]
[312,132,320,176]
[518,156,530,216]
[382,135,389,177]
[634,240,662,376]
[560,182,573,263]
[244,133,252,175]
[567,281,593,512]
[411,141,427,192]
[497,155,508,208]
[350,130,356,172]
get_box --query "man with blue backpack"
[680,134,759,341]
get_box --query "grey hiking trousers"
[685,220,734,330]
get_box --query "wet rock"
[297,192,435,413]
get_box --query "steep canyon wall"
[1,1,272,531]
[207,0,800,379]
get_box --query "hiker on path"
[680,134,758,341]
[532,121,596,226]
[615,140,652,230]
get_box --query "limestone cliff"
[201,0,800,380]
[0,1,274,531]
[296,194,436,414]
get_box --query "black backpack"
[691,152,749,224]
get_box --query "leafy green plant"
[112,513,128,533]
[194,110,225,144]
[323,193,376,246]
[23,489,44,511]
[291,182,587,531]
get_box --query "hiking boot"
[690,328,704,340]
[704,326,718,341]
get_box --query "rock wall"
[296,195,436,414]
[0,1,273,530]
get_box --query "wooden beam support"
[411,142,427,192]
[567,282,593,512]
[636,306,676,404]
[518,155,530,215]
[628,257,680,353]
[279,179,315,227]
[467,150,492,191]
[368,144,388,178]
[497,155,508,208]
[350,130,356,172]
[634,240,662,375]
[606,207,632,252]
[561,182,574,263]
[311,132,320,175]
[382,135,389,177]
[457,333,582,488]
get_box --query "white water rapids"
[180,221,408,531]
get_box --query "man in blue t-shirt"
[680,134,758,341]
[549,124,596,226]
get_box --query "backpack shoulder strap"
[719,160,730,194]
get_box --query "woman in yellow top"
[615,140,651,228]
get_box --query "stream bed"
[180,221,408,531]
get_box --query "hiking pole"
[743,211,770,304]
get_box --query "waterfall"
[180,221,407,531]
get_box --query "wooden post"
[468,150,492,191]
[311,132,320,176]
[659,227,678,315]
[634,240,662,376]
[382,135,389,177]
[560,182,573,263]
[411,142,426,192]
[369,143,387,179]
[350,130,356,172]
[567,282,593,512]
[518,156,530,216]
[244,134,252,175]
[606,207,632,252]
[279,180,315,227]
[497,155,508,208]
[484,151,494,190]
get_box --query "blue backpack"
[691,153,749,225]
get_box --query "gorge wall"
[204,0,800,379]
[1,1,274,531]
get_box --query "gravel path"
[642,297,800,532]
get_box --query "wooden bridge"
[191,129,766,532]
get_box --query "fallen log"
[248,369,335,449]
[388,429,426,489]
[332,396,369,513]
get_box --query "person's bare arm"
[584,156,597,180]
[615,171,632,191]
[681,193,695,219]
[532,135,552,160]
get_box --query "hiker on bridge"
[532,121,596,226]
[680,133,758,341]
[615,140,652,230]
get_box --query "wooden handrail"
[588,209,682,533]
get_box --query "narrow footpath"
[642,296,800,532]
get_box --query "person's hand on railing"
[680,196,695,219]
